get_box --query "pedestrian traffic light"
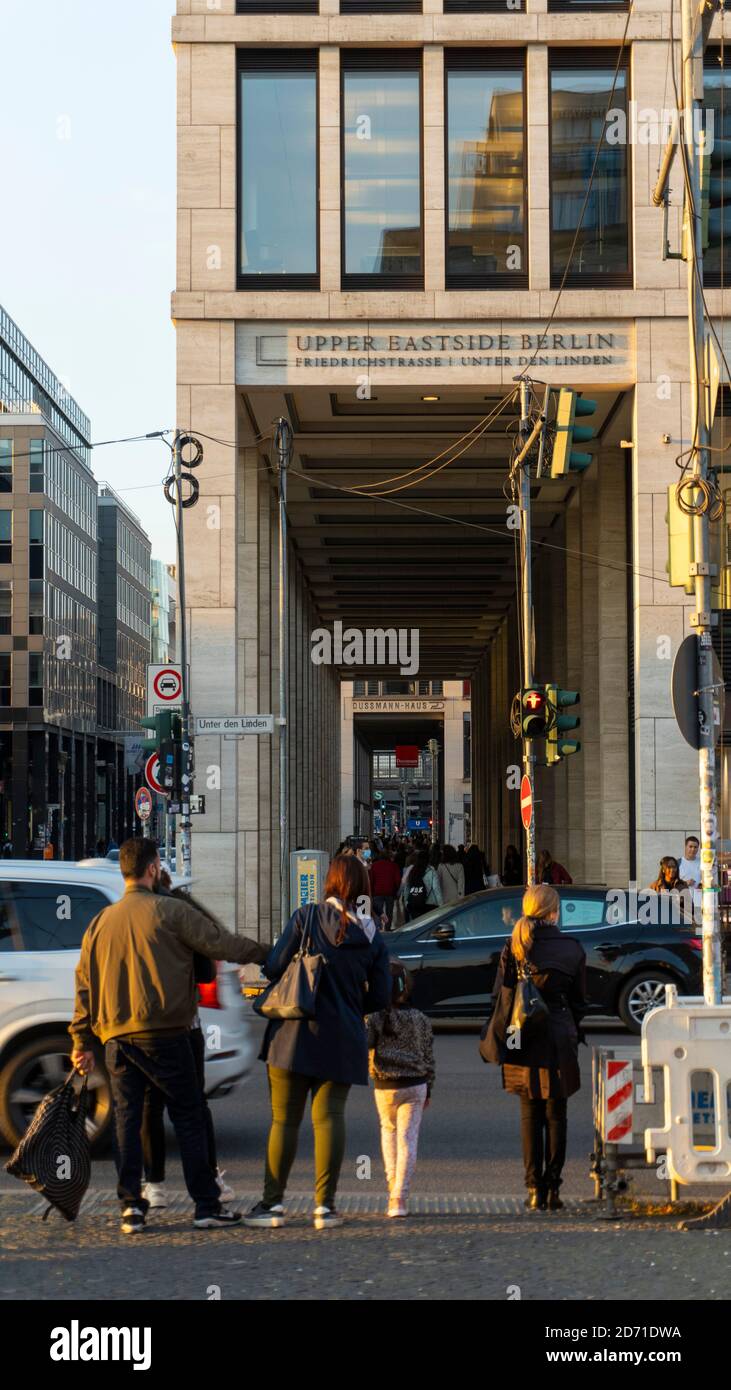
[140,710,174,755]
[521,686,550,739]
[546,686,581,764]
[550,390,597,480]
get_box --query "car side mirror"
[431,923,455,942]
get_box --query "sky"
[1,0,177,561]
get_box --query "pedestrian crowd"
[64,830,595,1232]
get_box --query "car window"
[421,893,521,941]
[0,886,20,951]
[9,881,111,950]
[559,894,607,930]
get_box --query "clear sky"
[1,0,177,561]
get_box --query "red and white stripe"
[605,1060,633,1144]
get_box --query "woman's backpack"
[405,873,428,920]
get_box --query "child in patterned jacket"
[366,962,435,1218]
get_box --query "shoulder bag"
[510,955,549,1043]
[254,904,324,1020]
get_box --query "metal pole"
[276,418,292,932]
[518,381,537,886]
[174,432,193,879]
[428,739,438,845]
[681,0,723,1005]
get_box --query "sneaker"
[387,1201,408,1219]
[313,1205,344,1230]
[193,1207,242,1229]
[141,1181,167,1209]
[243,1201,286,1229]
[120,1205,147,1236]
[216,1169,235,1204]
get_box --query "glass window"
[28,653,43,708]
[0,580,10,635]
[239,57,318,287]
[705,50,731,287]
[421,893,521,940]
[0,653,10,706]
[29,438,44,493]
[446,59,527,287]
[8,882,110,951]
[0,440,11,493]
[559,893,608,929]
[29,510,43,544]
[549,56,631,286]
[0,510,10,564]
[342,57,422,287]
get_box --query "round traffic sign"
[135,787,153,822]
[520,774,533,830]
[153,667,182,702]
[144,753,167,797]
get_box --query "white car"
[0,861,255,1150]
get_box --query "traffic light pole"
[518,381,537,887]
[174,430,194,880]
[681,0,723,1005]
[275,418,292,933]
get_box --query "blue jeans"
[105,1032,221,1217]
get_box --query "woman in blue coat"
[245,854,392,1231]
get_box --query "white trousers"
[374,1083,427,1201]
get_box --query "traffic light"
[521,686,549,739]
[546,686,581,765]
[550,390,597,479]
[666,482,695,594]
[666,478,731,607]
[159,713,183,796]
[140,710,174,755]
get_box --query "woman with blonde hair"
[481,883,586,1211]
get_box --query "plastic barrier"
[642,986,731,1184]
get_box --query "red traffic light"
[524,689,545,711]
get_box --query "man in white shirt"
[679,836,701,918]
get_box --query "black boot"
[524,1187,547,1211]
[546,1186,563,1211]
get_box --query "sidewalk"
[1,1190,728,1301]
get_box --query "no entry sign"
[135,787,153,822]
[520,775,533,830]
[144,753,166,797]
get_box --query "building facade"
[173,1,730,936]
[0,307,151,856]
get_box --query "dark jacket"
[259,902,392,1086]
[70,884,267,1050]
[482,922,587,1099]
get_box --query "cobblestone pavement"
[1,1191,729,1301]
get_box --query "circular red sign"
[135,787,153,821]
[520,775,533,830]
[144,753,167,797]
[153,667,182,702]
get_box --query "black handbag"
[254,905,324,1020]
[5,1072,91,1222]
[510,956,549,1044]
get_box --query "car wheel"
[617,970,676,1033]
[0,1033,112,1152]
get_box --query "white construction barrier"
[642,986,731,1184]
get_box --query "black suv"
[386,886,703,1032]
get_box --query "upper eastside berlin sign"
[236,321,633,387]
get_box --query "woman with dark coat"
[482,884,586,1211]
[463,843,488,895]
[245,855,392,1231]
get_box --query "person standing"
[537,849,572,886]
[400,848,442,921]
[502,845,523,886]
[369,847,402,929]
[367,963,435,1218]
[678,836,701,918]
[245,854,391,1231]
[438,844,465,904]
[481,884,586,1212]
[70,838,267,1235]
[463,844,488,895]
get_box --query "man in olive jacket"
[70,837,267,1234]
